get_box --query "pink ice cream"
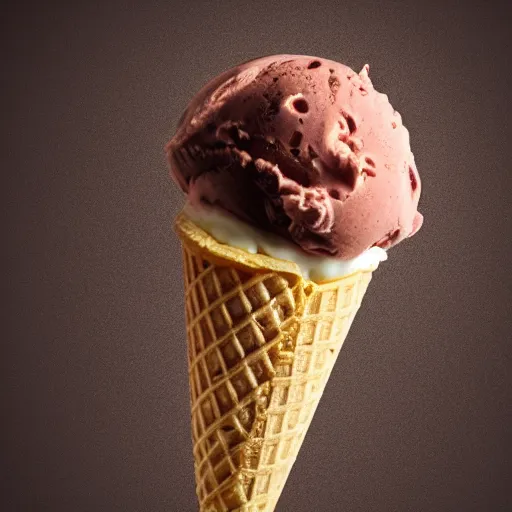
[166,55,423,259]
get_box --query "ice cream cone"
[175,212,376,512]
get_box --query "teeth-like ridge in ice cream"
[253,158,335,239]
[167,55,423,259]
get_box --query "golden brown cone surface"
[175,213,375,512]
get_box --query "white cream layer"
[183,202,387,282]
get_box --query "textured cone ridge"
[175,213,373,512]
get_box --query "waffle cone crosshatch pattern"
[175,214,374,512]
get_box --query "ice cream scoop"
[166,54,423,260]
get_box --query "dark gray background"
[3,0,511,511]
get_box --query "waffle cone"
[175,213,375,512]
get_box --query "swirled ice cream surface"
[167,55,423,260]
